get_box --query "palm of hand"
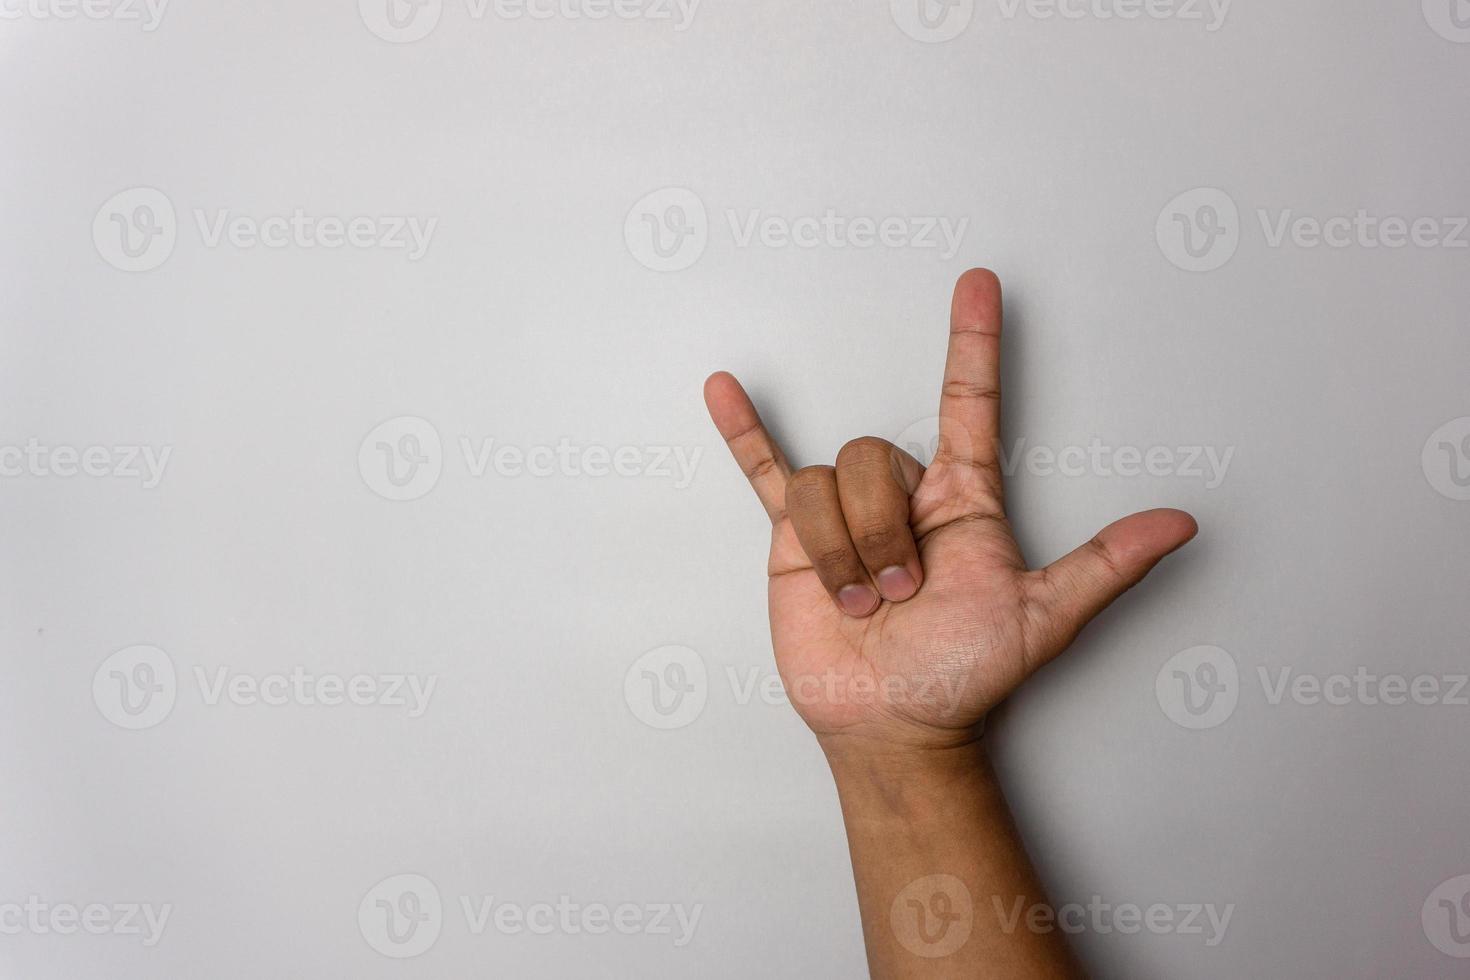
[706,270,1197,750]
[766,478,1037,743]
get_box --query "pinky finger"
[703,371,793,523]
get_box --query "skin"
[704,269,1198,978]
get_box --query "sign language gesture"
[705,270,1198,753]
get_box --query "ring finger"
[785,465,880,618]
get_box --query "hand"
[704,269,1198,756]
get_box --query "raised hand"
[704,269,1197,753]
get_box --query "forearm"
[821,737,1086,979]
[706,273,1195,976]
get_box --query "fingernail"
[876,566,918,602]
[837,584,879,617]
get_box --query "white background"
[2,0,1469,976]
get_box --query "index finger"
[938,268,1005,497]
[703,371,792,523]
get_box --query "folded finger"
[785,465,880,618]
[835,437,924,603]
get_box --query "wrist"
[817,727,986,775]
[818,733,994,822]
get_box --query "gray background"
[2,0,1469,976]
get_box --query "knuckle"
[852,524,902,553]
[941,380,1001,401]
[743,454,778,481]
[1086,537,1126,583]
[785,465,834,502]
[812,545,855,568]
[836,436,896,470]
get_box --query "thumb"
[1024,508,1198,665]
